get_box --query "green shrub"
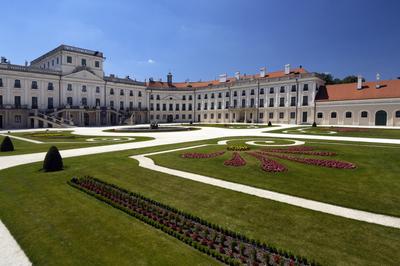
[43,146,63,172]
[312,122,317,127]
[268,121,272,127]
[0,136,14,152]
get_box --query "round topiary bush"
[43,146,63,172]
[268,121,272,127]
[0,136,14,152]
[312,122,317,127]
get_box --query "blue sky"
[1,0,399,82]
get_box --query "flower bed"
[264,148,336,157]
[224,152,246,167]
[69,177,317,266]
[227,145,250,151]
[257,152,356,169]
[246,152,286,172]
[181,151,225,159]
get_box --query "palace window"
[250,98,255,107]
[96,86,100,93]
[14,96,21,107]
[396,111,400,118]
[82,85,87,92]
[48,97,53,109]
[95,61,100,68]
[269,98,274,107]
[279,97,285,107]
[81,59,87,66]
[197,94,201,100]
[67,97,73,106]
[269,112,274,119]
[345,112,352,118]
[110,88,114,95]
[182,95,186,100]
[242,90,246,96]
[197,103,201,110]
[14,79,21,88]
[260,88,264,94]
[211,93,215,99]
[182,104,186,110]
[138,91,142,97]
[291,85,296,92]
[31,81,38,89]
[302,96,308,106]
[280,86,285,93]
[290,96,296,106]
[218,92,222,98]
[331,112,337,118]
[95,98,100,106]
[150,94,154,100]
[233,91,237,97]
[189,95,193,100]
[48,82,54,90]
[241,99,246,108]
[188,103,192,111]
[290,112,296,119]
[250,89,255,95]
[317,112,323,118]
[120,89,124,96]
[269,87,274,94]
[67,56,72,63]
[361,111,368,118]
[225,91,229,97]
[279,112,284,119]
[67,84,72,91]
[176,103,180,111]
[259,99,264,108]
[82,98,87,106]
[0,78,3,87]
[31,97,38,109]
[259,112,264,119]
[204,94,208,99]
[303,84,309,91]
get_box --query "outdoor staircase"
[29,111,75,128]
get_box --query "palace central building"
[0,45,399,129]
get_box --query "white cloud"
[147,59,155,64]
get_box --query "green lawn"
[268,126,400,139]
[152,137,400,217]
[0,131,153,156]
[0,140,400,265]
[181,123,275,129]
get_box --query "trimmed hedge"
[0,136,14,152]
[43,146,63,172]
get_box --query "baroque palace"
[0,45,399,129]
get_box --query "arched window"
[317,112,323,118]
[396,111,400,118]
[345,112,352,118]
[361,111,368,118]
[331,112,337,118]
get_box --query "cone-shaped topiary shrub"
[0,136,14,152]
[268,121,272,127]
[312,122,317,127]
[43,146,63,172]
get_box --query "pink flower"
[224,152,246,167]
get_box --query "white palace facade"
[0,45,399,129]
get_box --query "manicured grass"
[182,123,275,129]
[152,137,400,217]
[0,140,400,265]
[0,131,153,156]
[268,126,400,139]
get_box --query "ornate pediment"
[62,69,104,82]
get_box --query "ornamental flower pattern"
[181,146,356,172]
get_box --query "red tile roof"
[316,79,400,102]
[147,68,307,89]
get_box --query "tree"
[0,136,14,152]
[43,146,63,172]
[316,73,365,85]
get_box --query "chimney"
[260,67,266,78]
[375,73,381,89]
[284,64,290,75]
[167,72,173,85]
[235,71,240,80]
[219,73,227,83]
[357,75,363,90]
